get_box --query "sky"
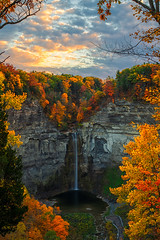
[0,0,148,79]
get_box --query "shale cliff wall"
[8,99,155,197]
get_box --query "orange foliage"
[61,93,68,105]
[28,227,43,240]
[28,73,50,109]
[40,99,49,108]
[142,65,160,122]
[77,108,84,122]
[134,82,142,99]
[0,64,23,92]
[103,80,114,98]
[50,101,66,126]
[24,194,69,240]
[50,103,57,121]
[0,63,116,128]
[69,77,79,83]
[110,124,160,239]
[84,77,95,92]
[0,192,69,240]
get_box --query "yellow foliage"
[7,130,23,148]
[110,124,160,239]
[0,222,27,240]
[1,91,27,110]
[0,71,5,91]
[62,79,70,91]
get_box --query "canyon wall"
[8,99,155,197]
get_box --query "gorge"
[8,98,155,198]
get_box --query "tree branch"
[132,0,152,11]
[0,51,10,64]
[0,0,42,29]
[148,0,156,12]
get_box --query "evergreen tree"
[0,101,27,236]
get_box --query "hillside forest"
[0,63,160,129]
[0,62,160,239]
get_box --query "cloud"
[1,0,146,79]
[0,41,8,48]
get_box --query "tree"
[103,79,115,100]
[0,67,27,147]
[97,0,160,62]
[0,101,27,236]
[115,63,160,101]
[110,124,160,239]
[1,191,69,240]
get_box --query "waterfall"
[72,132,78,190]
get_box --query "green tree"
[0,101,27,236]
[44,231,61,240]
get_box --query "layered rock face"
[8,99,155,197]
[80,100,155,168]
[8,99,70,196]
[78,100,155,193]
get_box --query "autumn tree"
[1,191,69,240]
[103,79,115,101]
[0,65,28,236]
[143,64,160,122]
[97,0,160,62]
[110,124,160,239]
[0,101,27,236]
[0,66,27,147]
[115,63,160,101]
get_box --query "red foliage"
[103,80,114,98]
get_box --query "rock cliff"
[8,99,155,197]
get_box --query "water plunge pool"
[52,190,108,215]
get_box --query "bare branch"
[91,38,159,64]
[0,51,10,64]
[155,0,159,13]
[148,0,156,12]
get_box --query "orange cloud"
[0,40,8,47]
[7,47,38,66]
[53,9,65,15]
[52,15,60,20]
[36,5,59,25]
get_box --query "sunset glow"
[0,0,144,78]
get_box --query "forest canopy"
[0,63,160,129]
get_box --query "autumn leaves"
[0,191,69,240]
[109,65,160,239]
[110,124,160,239]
